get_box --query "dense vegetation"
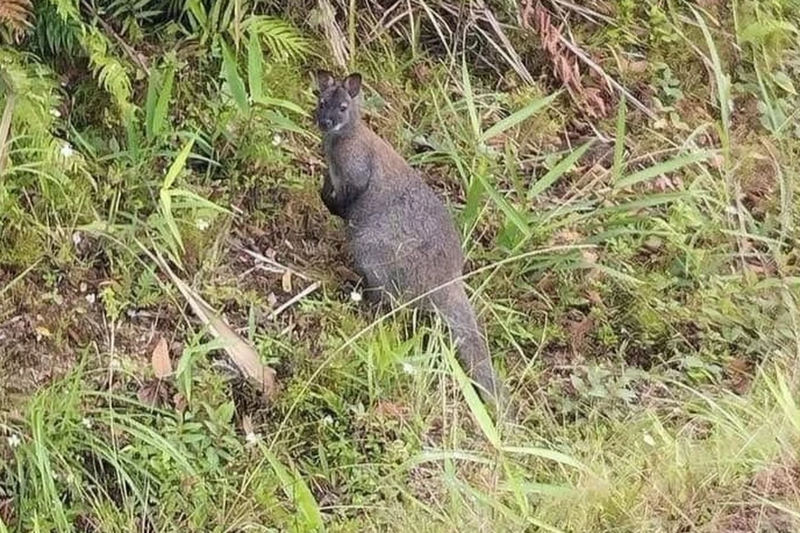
[1,0,799,531]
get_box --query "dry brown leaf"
[152,250,277,398]
[281,270,292,293]
[151,337,172,379]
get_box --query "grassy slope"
[1,1,800,532]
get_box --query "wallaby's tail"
[431,283,511,415]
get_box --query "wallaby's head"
[315,70,362,135]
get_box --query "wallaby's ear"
[343,73,362,97]
[316,70,335,93]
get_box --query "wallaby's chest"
[324,135,372,194]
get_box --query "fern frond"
[43,0,133,113]
[0,0,34,34]
[82,27,133,112]
[243,16,311,63]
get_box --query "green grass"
[2,0,800,531]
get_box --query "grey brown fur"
[314,70,510,413]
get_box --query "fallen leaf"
[282,270,292,293]
[151,337,172,379]
[151,249,277,398]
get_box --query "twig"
[269,281,321,320]
[239,248,312,281]
[474,0,534,85]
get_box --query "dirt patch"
[717,461,800,533]
[0,265,181,406]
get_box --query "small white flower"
[81,418,92,429]
[643,433,656,447]
[60,142,74,158]
[72,231,82,246]
[7,434,21,447]
[50,108,62,118]
[271,133,282,146]
[85,293,96,304]
[245,431,259,444]
[195,218,209,231]
[350,290,363,303]
[402,362,415,375]
[322,415,333,426]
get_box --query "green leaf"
[479,92,558,143]
[443,342,501,448]
[614,150,710,189]
[247,30,264,102]
[773,71,797,95]
[168,188,230,213]
[159,190,184,253]
[220,39,250,115]
[144,68,160,138]
[253,95,307,116]
[261,447,323,530]
[151,60,176,139]
[475,171,531,238]
[163,138,195,190]
[528,140,595,201]
[461,59,480,139]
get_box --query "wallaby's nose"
[321,118,332,130]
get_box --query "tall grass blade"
[528,140,595,201]
[614,151,711,189]
[479,92,558,143]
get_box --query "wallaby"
[313,70,511,415]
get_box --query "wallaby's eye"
[339,103,348,112]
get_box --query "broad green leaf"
[162,138,195,190]
[151,60,175,139]
[221,39,250,115]
[262,447,323,530]
[247,29,264,102]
